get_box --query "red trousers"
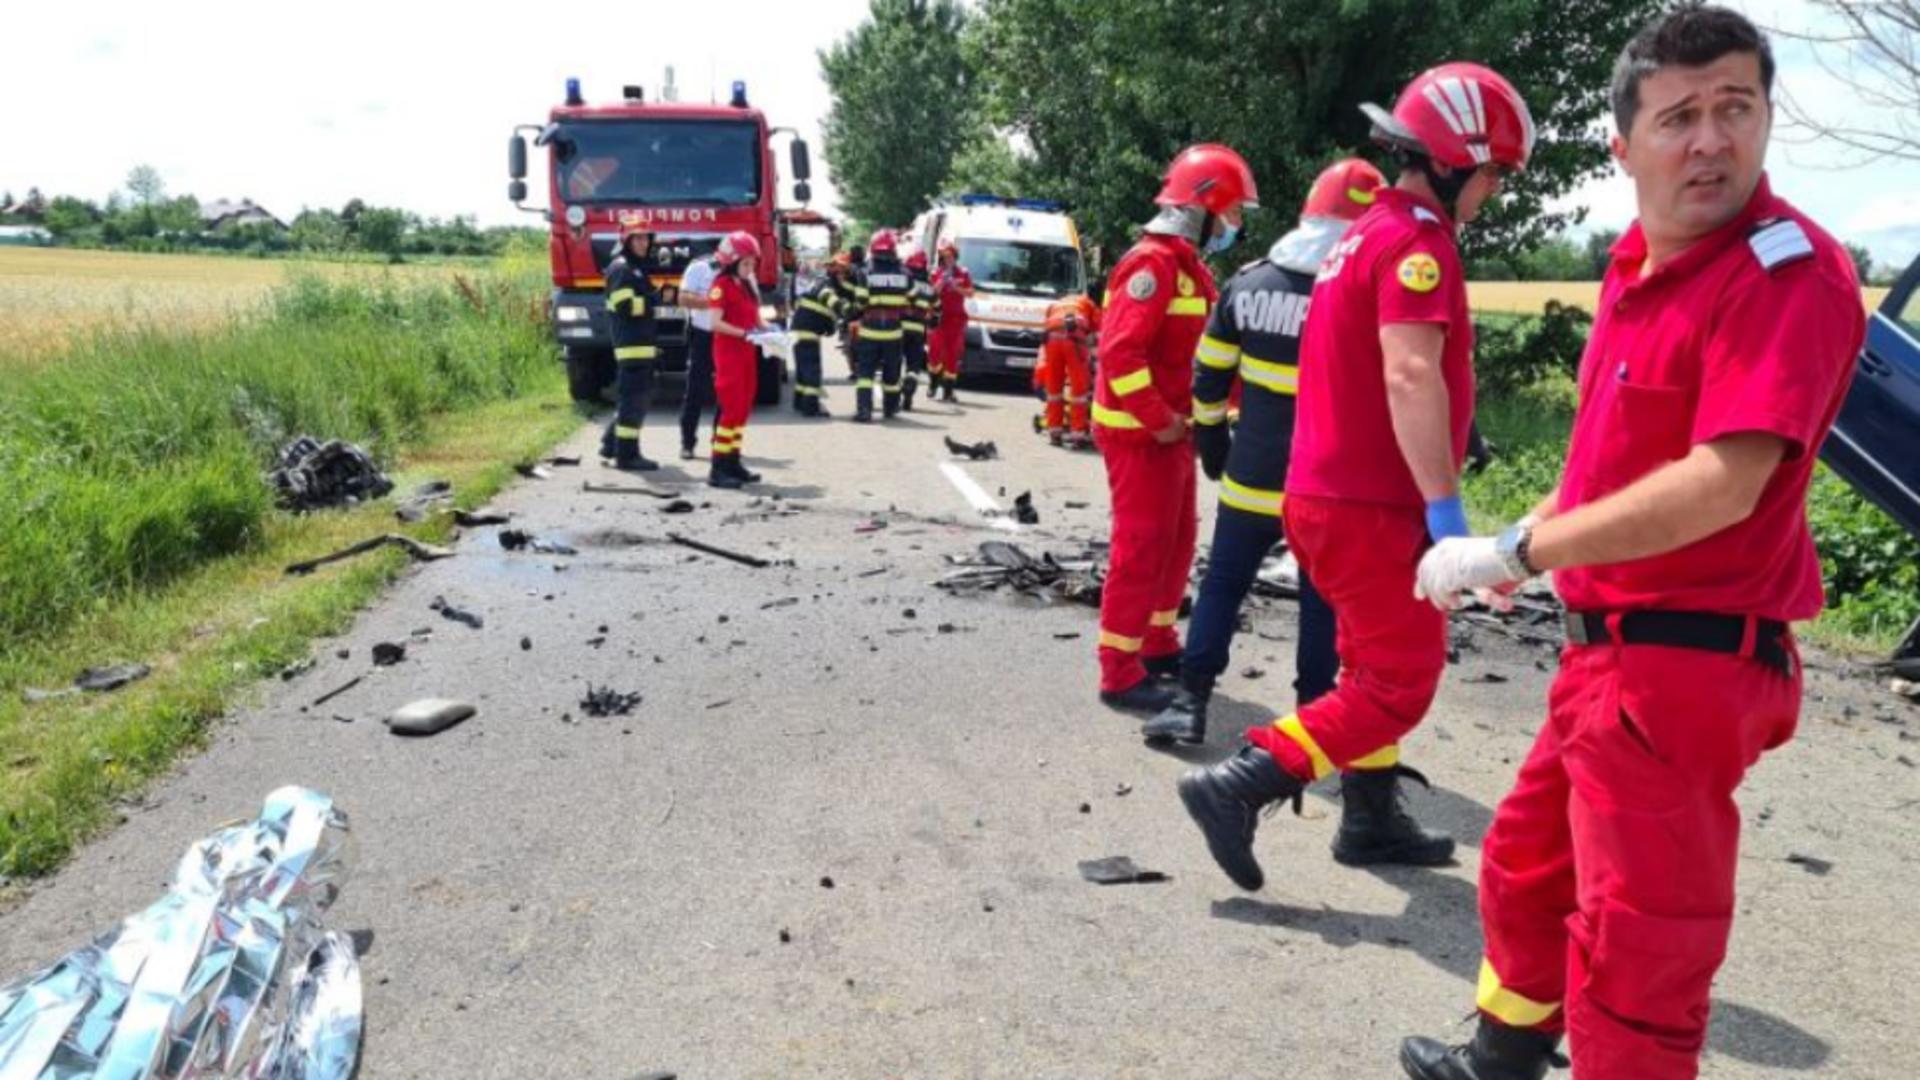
[1095,433,1197,691]
[1246,495,1443,776]
[1475,639,1799,1077]
[1042,339,1091,433]
[711,336,758,457]
[928,322,966,380]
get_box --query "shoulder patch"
[1748,218,1814,272]
[1126,269,1158,301]
[709,286,725,302]
[1396,252,1442,293]
[1412,206,1443,226]
[1176,272,1197,297]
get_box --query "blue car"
[1820,255,1920,658]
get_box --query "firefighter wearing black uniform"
[835,246,866,377]
[1141,159,1386,745]
[599,222,662,471]
[854,230,912,421]
[788,262,844,418]
[900,247,936,412]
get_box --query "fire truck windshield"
[552,120,761,207]
[958,239,1085,299]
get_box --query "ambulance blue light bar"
[565,78,583,106]
[956,193,1068,213]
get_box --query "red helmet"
[937,237,958,256]
[715,230,760,266]
[904,248,928,271]
[1154,144,1259,215]
[1301,158,1387,222]
[618,220,652,244]
[869,229,899,255]
[1361,62,1535,172]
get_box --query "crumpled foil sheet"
[0,786,362,1079]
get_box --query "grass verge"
[0,395,581,881]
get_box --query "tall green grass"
[0,264,556,658]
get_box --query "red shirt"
[1287,188,1474,507]
[1093,233,1217,440]
[1554,176,1864,621]
[708,271,761,368]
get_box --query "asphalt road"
[4,352,1917,1078]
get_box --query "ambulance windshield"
[553,120,761,207]
[958,239,1085,298]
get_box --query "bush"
[1473,302,1592,399]
[1807,467,1920,642]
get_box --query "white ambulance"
[910,195,1089,378]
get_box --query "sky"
[3,0,1913,274]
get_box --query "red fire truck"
[508,78,817,403]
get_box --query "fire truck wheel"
[566,348,615,403]
[754,350,785,407]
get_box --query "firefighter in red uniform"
[928,238,974,402]
[1178,65,1534,876]
[706,230,771,490]
[1040,293,1100,447]
[1093,144,1258,712]
[1400,10,1865,1078]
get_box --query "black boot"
[1332,765,1457,867]
[1144,653,1183,682]
[1142,683,1210,746]
[708,455,744,490]
[1400,1018,1565,1080]
[728,456,762,484]
[1098,679,1176,714]
[942,383,958,403]
[1177,746,1303,891]
[902,375,918,412]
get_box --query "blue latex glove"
[1424,495,1471,542]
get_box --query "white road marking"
[939,461,1023,532]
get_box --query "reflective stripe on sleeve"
[1195,334,1241,370]
[1110,368,1153,396]
[1240,354,1300,395]
[1193,399,1230,425]
[1092,403,1144,429]
[1167,297,1209,317]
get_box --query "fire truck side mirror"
[790,139,812,181]
[509,135,528,180]
[508,180,528,203]
[794,182,812,205]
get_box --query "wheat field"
[0,247,459,364]
[1470,279,1892,315]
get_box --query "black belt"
[1563,610,1794,677]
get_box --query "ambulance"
[910,195,1089,379]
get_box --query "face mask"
[1205,221,1240,254]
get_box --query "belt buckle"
[1563,613,1593,646]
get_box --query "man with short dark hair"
[1400,6,1864,1077]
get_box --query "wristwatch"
[1495,521,1539,580]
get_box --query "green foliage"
[0,266,556,651]
[943,128,1035,198]
[1843,242,1874,286]
[1473,301,1592,397]
[1808,467,1920,642]
[972,0,1660,266]
[820,0,980,226]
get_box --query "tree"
[973,0,1662,264]
[125,165,165,208]
[291,208,350,253]
[41,196,101,240]
[1844,242,1875,285]
[1777,2,1920,162]
[1584,228,1622,279]
[820,0,980,226]
[21,188,48,221]
[354,207,408,260]
[943,129,1035,196]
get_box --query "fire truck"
[508,78,820,404]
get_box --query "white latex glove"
[1414,536,1519,611]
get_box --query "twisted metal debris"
[935,541,1105,607]
[268,437,393,512]
[0,786,362,1079]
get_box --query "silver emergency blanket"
[0,786,362,1079]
